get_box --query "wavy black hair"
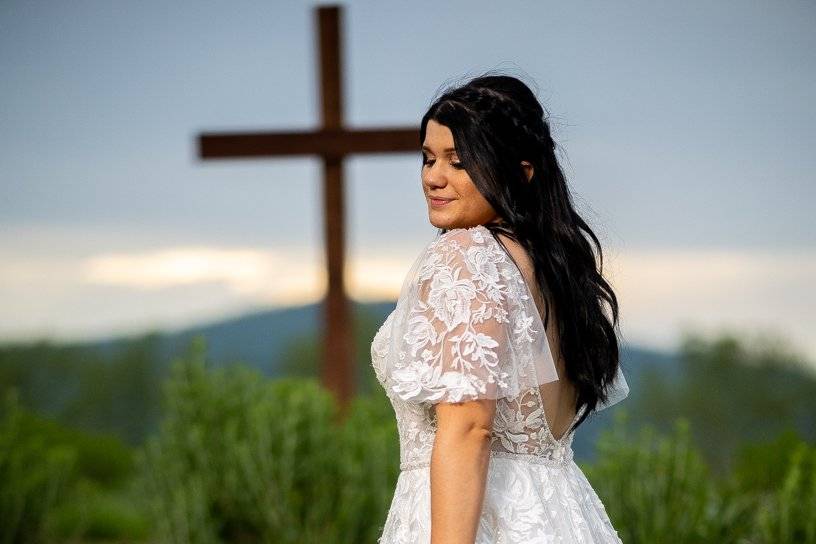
[419,73,620,433]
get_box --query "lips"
[429,196,454,207]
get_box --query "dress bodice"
[370,224,593,471]
[372,310,586,470]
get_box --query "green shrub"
[732,429,808,495]
[584,410,720,543]
[0,388,77,544]
[135,335,400,544]
[585,410,816,544]
[10,409,134,488]
[44,478,151,541]
[134,334,816,543]
[332,391,400,542]
[754,441,816,543]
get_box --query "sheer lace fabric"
[371,224,628,543]
[386,226,561,404]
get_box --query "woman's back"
[493,229,579,441]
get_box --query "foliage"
[0,388,152,543]
[585,410,721,543]
[3,326,816,542]
[0,389,76,544]
[0,334,164,446]
[135,335,399,544]
[44,478,151,542]
[753,440,816,543]
[4,407,134,489]
[587,409,816,544]
[633,330,816,474]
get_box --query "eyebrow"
[421,145,457,153]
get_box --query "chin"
[427,212,453,230]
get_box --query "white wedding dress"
[370,224,629,543]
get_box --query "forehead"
[422,119,457,153]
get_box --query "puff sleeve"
[388,227,560,404]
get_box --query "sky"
[1,1,814,365]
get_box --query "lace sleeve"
[388,226,560,404]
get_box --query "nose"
[424,162,447,189]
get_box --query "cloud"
[81,246,322,303]
[607,247,816,363]
[0,243,813,367]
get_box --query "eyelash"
[422,157,465,170]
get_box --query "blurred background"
[1,1,814,543]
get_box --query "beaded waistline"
[399,448,574,472]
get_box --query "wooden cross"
[197,4,418,413]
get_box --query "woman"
[370,74,630,543]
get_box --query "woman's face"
[421,119,500,230]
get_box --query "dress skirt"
[376,454,623,544]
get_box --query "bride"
[371,73,629,543]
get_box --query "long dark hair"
[419,73,620,432]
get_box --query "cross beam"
[200,128,417,158]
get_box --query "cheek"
[453,172,480,198]
[457,175,490,206]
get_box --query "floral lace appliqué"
[370,224,626,543]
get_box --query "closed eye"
[422,156,465,169]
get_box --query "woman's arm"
[430,399,496,544]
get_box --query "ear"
[521,161,534,182]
